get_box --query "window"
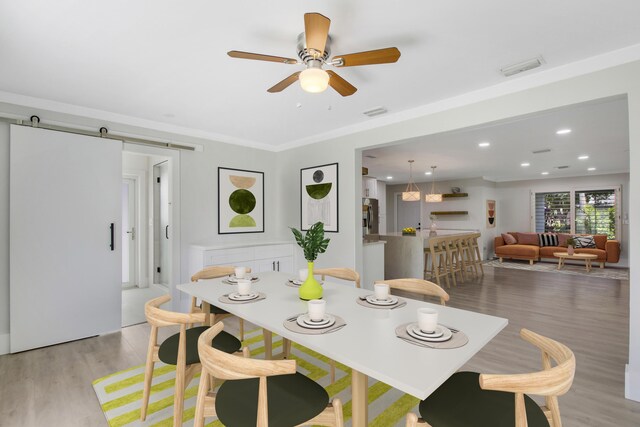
[532,187,620,239]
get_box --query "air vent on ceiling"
[532,148,552,154]
[364,155,377,159]
[500,56,545,77]
[556,165,570,169]
[363,106,388,117]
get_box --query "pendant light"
[402,160,421,201]
[425,165,443,202]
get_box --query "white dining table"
[177,271,507,426]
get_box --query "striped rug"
[92,329,419,426]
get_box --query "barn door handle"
[109,223,115,251]
[165,225,169,239]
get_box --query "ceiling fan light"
[299,68,329,93]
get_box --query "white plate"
[227,275,259,283]
[365,295,399,306]
[296,314,336,329]
[406,324,452,342]
[228,292,260,301]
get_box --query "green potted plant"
[290,221,331,300]
[566,237,576,255]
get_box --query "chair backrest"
[198,322,297,426]
[191,265,252,282]
[375,279,449,305]
[145,295,206,327]
[314,267,361,288]
[479,328,576,427]
[428,235,449,254]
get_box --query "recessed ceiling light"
[541,172,549,175]
[386,176,393,180]
[556,128,572,135]
[424,171,432,175]
[578,155,589,160]
[478,142,490,147]
[588,167,596,171]
[521,162,530,167]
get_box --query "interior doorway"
[121,177,137,289]
[153,161,171,286]
[395,193,422,232]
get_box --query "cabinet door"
[274,256,293,274]
[255,259,277,273]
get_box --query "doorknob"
[126,227,135,240]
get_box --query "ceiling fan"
[227,12,401,97]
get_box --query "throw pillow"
[538,233,559,247]
[557,233,572,247]
[501,233,517,245]
[574,235,596,248]
[516,232,539,246]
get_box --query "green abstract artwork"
[218,167,264,234]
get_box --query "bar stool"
[459,234,478,278]
[469,232,484,276]
[429,237,451,288]
[447,236,465,285]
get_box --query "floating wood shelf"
[430,211,469,215]
[442,193,469,198]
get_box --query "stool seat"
[216,372,329,426]
[158,326,241,366]
[419,372,549,427]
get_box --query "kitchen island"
[380,229,479,279]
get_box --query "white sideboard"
[189,241,295,277]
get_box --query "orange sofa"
[494,232,621,268]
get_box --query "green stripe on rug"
[105,365,176,394]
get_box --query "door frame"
[121,176,138,288]
[122,143,182,310]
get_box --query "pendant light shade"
[425,166,442,202]
[402,160,421,201]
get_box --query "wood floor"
[0,265,638,426]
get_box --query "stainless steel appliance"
[362,198,379,235]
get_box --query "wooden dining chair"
[375,278,449,305]
[193,322,344,427]
[405,328,575,427]
[190,265,251,340]
[314,267,361,288]
[141,295,242,427]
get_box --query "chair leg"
[194,369,210,427]
[239,318,245,342]
[263,329,273,360]
[140,326,157,421]
[283,338,292,358]
[330,359,336,383]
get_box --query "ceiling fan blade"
[228,50,298,64]
[304,13,331,57]
[267,72,302,93]
[327,71,357,97]
[332,47,401,67]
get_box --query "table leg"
[557,258,563,270]
[262,330,273,360]
[351,369,368,427]
[201,302,211,326]
[586,259,592,272]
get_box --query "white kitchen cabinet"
[362,177,378,199]
[189,242,294,277]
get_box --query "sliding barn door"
[10,125,122,352]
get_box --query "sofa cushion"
[557,233,572,247]
[539,247,564,258]
[495,244,539,258]
[501,233,517,245]
[593,234,607,250]
[538,233,558,247]
[575,248,606,261]
[574,235,596,248]
[516,232,540,246]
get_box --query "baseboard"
[625,364,640,401]
[0,333,9,355]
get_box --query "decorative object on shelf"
[301,163,339,232]
[218,167,264,234]
[430,211,468,215]
[451,187,461,194]
[486,199,496,228]
[402,160,420,201]
[566,237,576,255]
[429,214,438,236]
[290,221,331,300]
[402,227,417,236]
[425,166,443,202]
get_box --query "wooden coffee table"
[554,252,598,272]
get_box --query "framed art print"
[300,163,339,232]
[218,167,264,234]
[486,199,496,228]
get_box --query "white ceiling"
[363,96,630,183]
[1,1,640,148]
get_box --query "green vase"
[299,261,323,300]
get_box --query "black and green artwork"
[300,163,338,232]
[218,167,264,234]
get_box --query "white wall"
[0,123,9,352]
[496,173,630,266]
